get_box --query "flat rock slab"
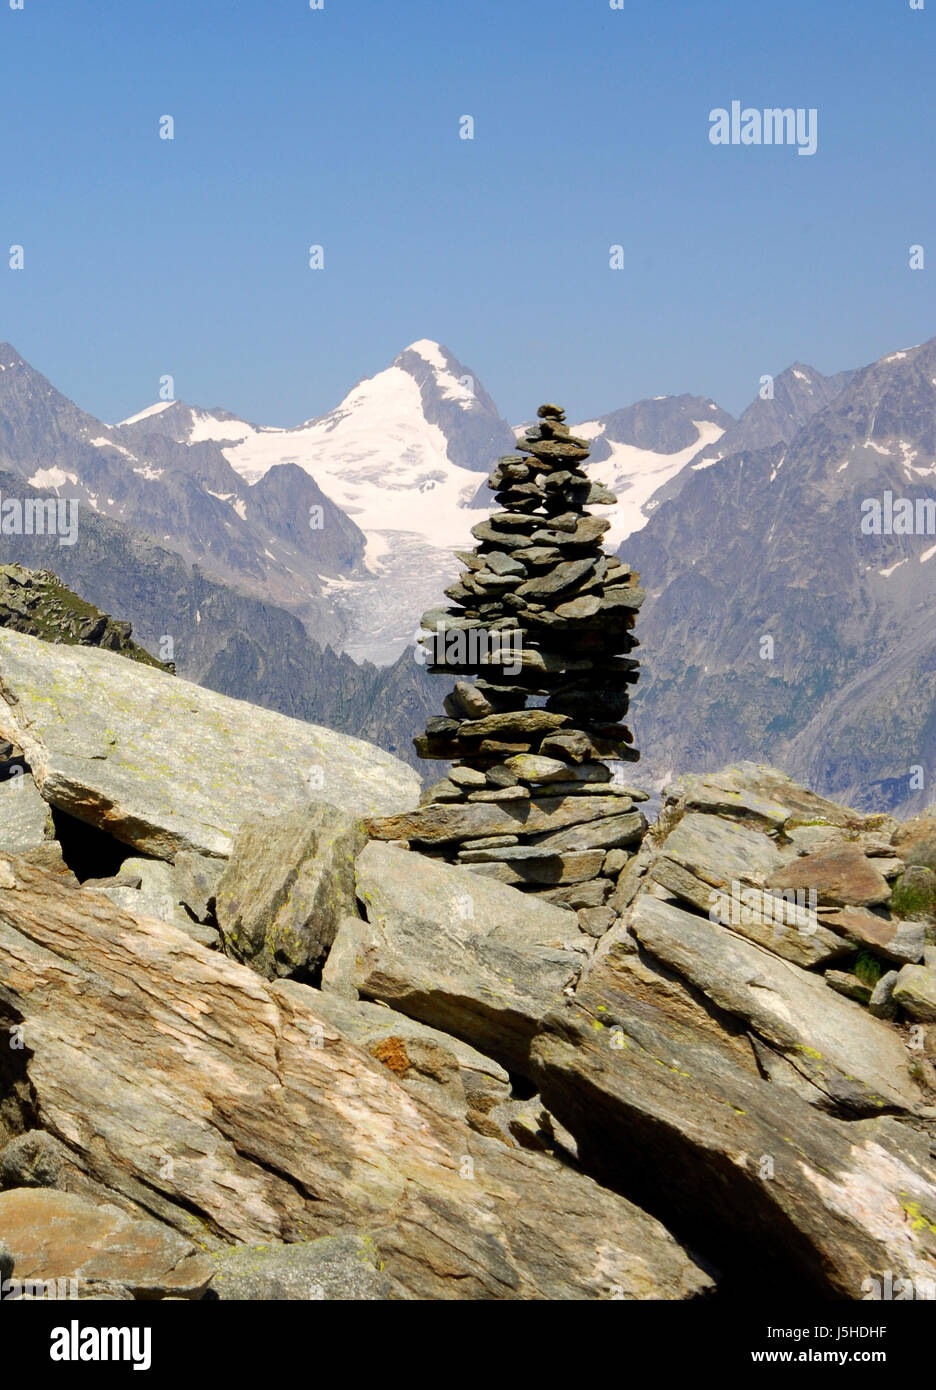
[504,754,609,784]
[531,810,646,854]
[891,813,936,872]
[630,895,923,1114]
[666,763,874,830]
[0,853,706,1299]
[650,858,847,969]
[657,811,787,886]
[459,847,605,885]
[350,841,589,1068]
[367,795,643,846]
[280,982,512,1119]
[456,711,569,740]
[0,1188,214,1299]
[768,845,891,908]
[529,993,936,1298]
[0,629,419,859]
[824,906,924,964]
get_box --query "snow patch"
[118,401,175,427]
[187,409,254,444]
[582,419,726,547]
[26,467,77,489]
[403,339,476,409]
[90,436,136,460]
[572,420,603,441]
[768,452,788,484]
[220,364,490,548]
[406,339,449,373]
[207,489,247,520]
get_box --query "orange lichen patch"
[368,1035,410,1076]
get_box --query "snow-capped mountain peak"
[392,338,486,414]
[117,400,176,428]
[119,342,515,550]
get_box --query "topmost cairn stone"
[412,402,646,797]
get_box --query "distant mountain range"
[1,332,934,812]
[104,341,740,662]
[625,340,936,816]
[113,340,517,664]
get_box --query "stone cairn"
[369,404,650,931]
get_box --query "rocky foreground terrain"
[0,628,934,1300]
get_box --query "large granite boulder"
[215,805,366,979]
[345,841,590,1069]
[529,988,936,1299]
[613,764,932,1054]
[0,852,709,1300]
[892,964,936,1021]
[0,629,419,861]
[892,812,936,873]
[630,894,923,1114]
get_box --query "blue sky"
[1,0,933,426]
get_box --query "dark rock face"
[586,393,734,462]
[245,462,367,575]
[686,362,855,465]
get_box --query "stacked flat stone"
[387,403,650,919]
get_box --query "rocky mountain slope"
[0,481,438,775]
[115,340,517,664]
[0,563,169,670]
[111,343,737,661]
[0,342,362,651]
[0,628,933,1300]
[572,394,731,548]
[624,337,936,817]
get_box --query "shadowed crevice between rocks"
[50,804,135,883]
